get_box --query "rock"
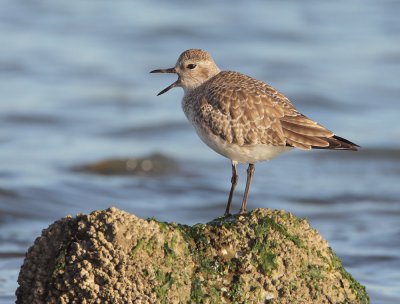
[16,208,369,304]
[73,153,178,176]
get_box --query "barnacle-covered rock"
[16,208,369,304]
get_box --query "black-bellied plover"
[151,49,359,215]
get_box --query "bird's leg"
[239,164,255,214]
[225,161,238,216]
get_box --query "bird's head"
[150,49,220,95]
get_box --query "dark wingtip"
[333,135,360,151]
[311,135,360,151]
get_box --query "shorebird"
[151,49,359,215]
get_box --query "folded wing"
[198,71,359,151]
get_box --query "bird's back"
[183,71,358,152]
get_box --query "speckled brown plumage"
[183,71,353,150]
[177,49,214,63]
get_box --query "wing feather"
[192,71,357,151]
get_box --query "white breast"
[192,122,292,164]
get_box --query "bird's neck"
[182,69,221,95]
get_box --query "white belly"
[193,124,292,163]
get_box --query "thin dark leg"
[240,164,255,214]
[225,161,238,216]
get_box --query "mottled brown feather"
[185,71,343,150]
[184,71,356,150]
[280,119,333,137]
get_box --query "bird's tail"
[312,135,359,151]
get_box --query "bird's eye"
[186,64,197,69]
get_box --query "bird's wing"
[197,71,334,150]
[278,103,334,150]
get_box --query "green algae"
[328,247,369,304]
[154,269,175,303]
[130,239,145,257]
[190,277,204,303]
[51,246,67,280]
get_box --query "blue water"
[1,0,399,303]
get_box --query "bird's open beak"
[150,68,179,96]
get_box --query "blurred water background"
[0,0,399,303]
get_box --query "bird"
[150,49,359,216]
